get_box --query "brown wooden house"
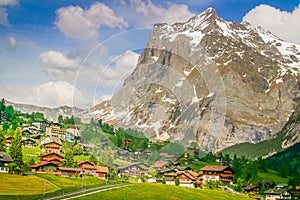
[0,152,13,173]
[199,165,234,184]
[42,141,62,153]
[58,167,82,177]
[40,152,64,163]
[30,162,59,174]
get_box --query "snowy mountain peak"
[92,8,300,152]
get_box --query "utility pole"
[82,171,84,190]
[43,182,46,198]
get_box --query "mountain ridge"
[89,7,300,153]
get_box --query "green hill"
[74,183,250,200]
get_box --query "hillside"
[75,183,250,200]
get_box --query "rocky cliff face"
[91,8,300,152]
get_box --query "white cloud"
[55,2,128,41]
[129,0,195,26]
[0,7,9,26]
[98,50,139,87]
[1,81,91,108]
[32,81,91,108]
[39,50,80,78]
[0,0,17,6]
[243,4,300,44]
[0,0,17,26]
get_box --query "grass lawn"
[36,173,107,193]
[22,147,42,163]
[0,173,58,195]
[75,183,250,200]
[258,170,288,184]
[74,154,90,162]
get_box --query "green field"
[75,183,250,200]
[258,170,288,184]
[0,173,107,199]
[0,173,58,195]
[220,139,282,159]
[36,173,106,193]
[22,147,42,163]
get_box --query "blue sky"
[0,0,300,108]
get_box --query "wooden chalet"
[117,162,150,177]
[0,152,13,173]
[243,185,261,194]
[22,138,37,148]
[78,160,108,179]
[39,152,64,165]
[58,167,82,177]
[42,141,62,153]
[264,188,292,200]
[78,160,95,168]
[153,160,168,171]
[199,165,234,184]
[95,166,109,179]
[31,152,64,174]
[30,162,59,174]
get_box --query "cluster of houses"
[117,161,234,188]
[30,152,108,179]
[3,122,96,155]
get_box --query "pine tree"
[61,151,75,167]
[175,177,180,186]
[9,129,23,173]
[0,130,6,152]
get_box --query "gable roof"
[96,166,109,173]
[200,165,229,172]
[78,160,95,166]
[153,161,168,168]
[118,162,150,170]
[39,152,64,159]
[30,161,59,168]
[0,152,13,162]
[264,188,289,195]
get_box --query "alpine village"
[0,98,299,199]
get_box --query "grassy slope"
[76,183,250,200]
[22,147,42,163]
[0,173,58,195]
[0,173,107,200]
[36,174,106,193]
[258,170,288,184]
[220,138,282,159]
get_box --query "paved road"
[44,184,131,200]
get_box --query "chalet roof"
[96,166,109,173]
[43,141,62,146]
[186,170,198,178]
[78,160,95,166]
[39,152,64,159]
[264,188,288,195]
[0,152,13,162]
[58,167,82,172]
[243,185,260,190]
[41,137,62,144]
[153,161,168,168]
[176,171,196,181]
[200,165,229,172]
[118,162,150,170]
[31,161,59,168]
